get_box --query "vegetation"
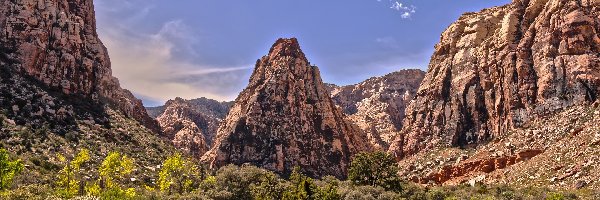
[0,148,23,191]
[348,151,402,191]
[55,149,91,198]
[0,149,596,199]
[158,153,201,194]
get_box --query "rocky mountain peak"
[268,38,305,60]
[389,0,600,158]
[202,38,371,178]
[0,0,157,131]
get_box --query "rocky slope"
[390,0,600,158]
[0,0,157,131]
[149,97,232,158]
[397,101,600,190]
[202,38,371,178]
[328,70,425,150]
[0,0,175,186]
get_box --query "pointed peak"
[268,38,306,59]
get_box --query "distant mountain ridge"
[147,97,232,158]
[327,69,425,150]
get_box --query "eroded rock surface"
[202,38,371,178]
[328,70,425,150]
[390,0,600,158]
[0,0,157,131]
[153,97,232,158]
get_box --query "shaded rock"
[0,0,157,131]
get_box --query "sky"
[94,0,511,107]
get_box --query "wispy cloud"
[95,0,252,105]
[377,0,416,19]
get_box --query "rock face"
[390,0,600,158]
[328,70,425,150]
[0,0,157,131]
[152,97,232,158]
[202,38,371,178]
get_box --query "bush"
[55,149,91,198]
[158,153,201,194]
[0,148,24,190]
[348,152,402,191]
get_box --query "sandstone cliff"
[151,97,232,158]
[0,0,157,131]
[390,0,600,158]
[328,70,425,150]
[202,38,371,178]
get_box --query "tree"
[99,151,134,188]
[92,151,136,199]
[348,152,402,191]
[250,172,285,200]
[56,149,90,198]
[0,148,23,190]
[158,153,200,194]
[282,167,340,200]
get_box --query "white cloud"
[95,1,252,104]
[377,0,416,18]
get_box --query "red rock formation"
[328,70,425,150]
[417,149,543,184]
[154,97,232,158]
[202,38,371,178]
[390,0,600,158]
[0,0,157,131]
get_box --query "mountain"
[148,97,232,158]
[389,0,600,158]
[0,0,157,132]
[202,38,372,178]
[327,69,425,150]
[0,0,174,184]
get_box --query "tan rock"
[390,0,600,158]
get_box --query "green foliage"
[55,149,90,198]
[546,192,565,200]
[282,167,341,200]
[0,148,24,190]
[348,151,402,191]
[250,172,286,200]
[158,153,201,194]
[99,151,134,189]
[93,151,136,199]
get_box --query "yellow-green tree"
[158,153,200,194]
[0,148,23,190]
[93,151,136,199]
[56,149,90,198]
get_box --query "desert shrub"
[0,184,55,200]
[209,164,275,200]
[55,148,91,198]
[282,167,341,200]
[250,172,286,200]
[158,153,201,194]
[348,152,402,191]
[88,151,136,200]
[0,148,24,190]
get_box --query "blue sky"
[94,0,510,106]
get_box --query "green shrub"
[348,152,402,192]
[158,153,201,194]
[0,148,24,190]
[55,149,91,198]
